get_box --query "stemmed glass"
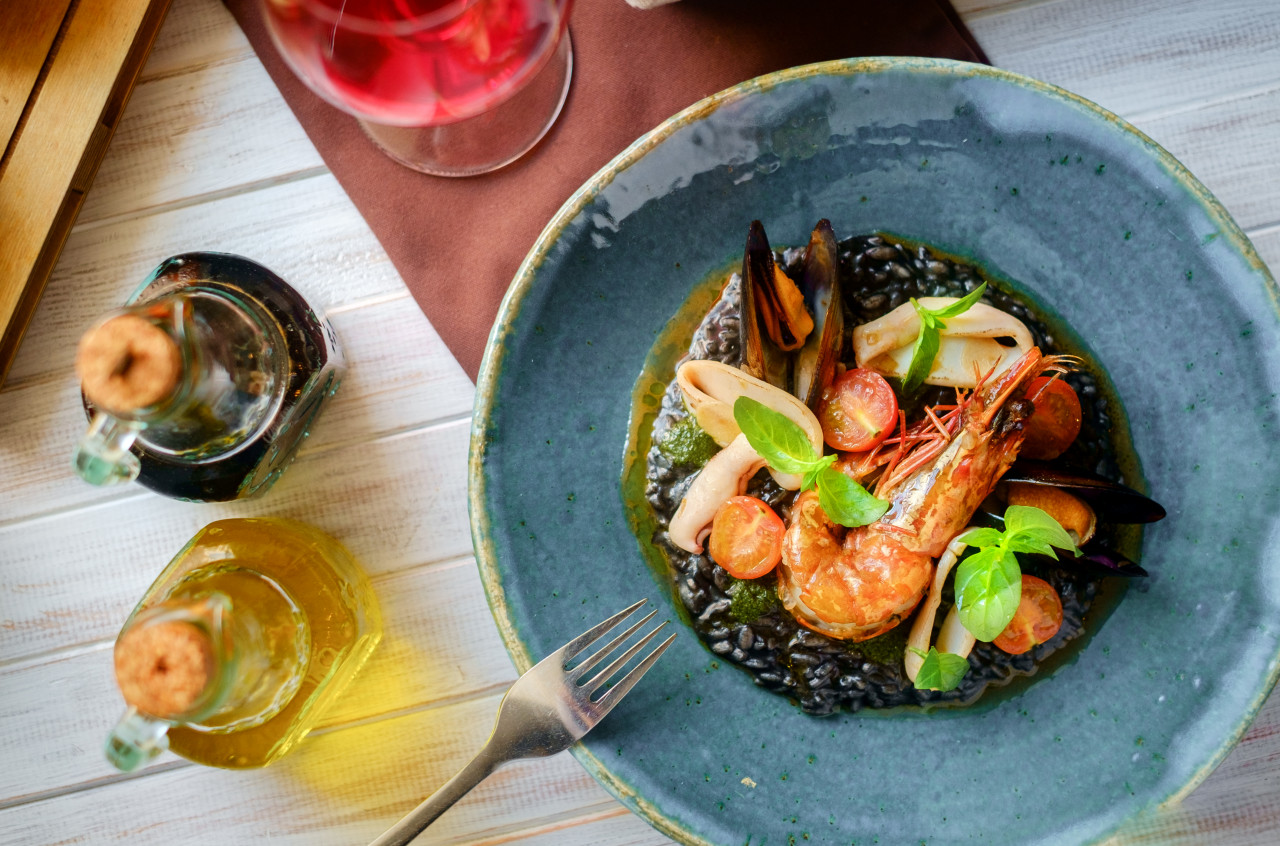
[260,0,574,176]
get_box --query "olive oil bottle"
[73,252,343,501]
[106,519,381,770]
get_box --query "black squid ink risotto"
[631,224,1164,715]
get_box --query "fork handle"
[368,745,500,846]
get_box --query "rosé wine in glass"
[261,0,574,175]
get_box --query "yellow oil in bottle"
[109,518,381,769]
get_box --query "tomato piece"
[708,496,785,579]
[1021,376,1082,460]
[993,575,1064,655]
[817,369,898,452]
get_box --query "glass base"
[359,31,574,178]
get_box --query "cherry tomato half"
[817,368,898,452]
[1020,376,1082,460]
[993,575,1064,655]
[708,496,786,579]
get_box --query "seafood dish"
[639,220,1165,714]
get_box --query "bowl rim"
[469,55,1280,846]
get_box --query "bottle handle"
[73,411,143,485]
[105,706,171,772]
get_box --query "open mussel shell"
[1074,544,1149,578]
[1000,461,1166,524]
[794,219,844,411]
[740,220,810,390]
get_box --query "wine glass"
[260,0,574,177]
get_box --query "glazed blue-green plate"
[469,58,1280,845]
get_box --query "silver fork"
[369,600,675,846]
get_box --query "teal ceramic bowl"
[470,58,1280,845]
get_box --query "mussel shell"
[1074,544,1149,578]
[740,221,794,390]
[795,219,844,411]
[1001,460,1166,524]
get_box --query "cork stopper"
[114,620,214,718]
[76,314,182,414]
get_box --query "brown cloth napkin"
[223,0,988,381]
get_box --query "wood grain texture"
[0,558,515,803]
[3,173,402,388]
[967,0,1280,121]
[0,418,473,663]
[2,0,1279,844]
[0,0,72,153]
[76,53,324,226]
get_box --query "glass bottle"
[73,252,343,501]
[105,518,382,770]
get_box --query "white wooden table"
[2,0,1278,843]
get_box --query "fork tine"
[553,598,647,664]
[591,627,677,715]
[567,608,657,682]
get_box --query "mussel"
[983,462,1164,577]
[1000,461,1166,524]
[739,219,843,411]
[794,219,844,411]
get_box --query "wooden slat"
[2,173,405,388]
[0,559,514,803]
[1135,87,1280,232]
[142,0,253,83]
[77,53,326,226]
[0,419,472,663]
[0,694,621,846]
[0,0,171,384]
[0,0,72,152]
[967,0,1280,120]
[0,294,473,526]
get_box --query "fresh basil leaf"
[1003,505,1079,555]
[800,454,836,492]
[913,646,969,692]
[955,547,1022,641]
[1005,535,1060,559]
[902,310,940,394]
[733,397,821,475]
[955,527,1004,549]
[926,282,988,319]
[816,465,889,528]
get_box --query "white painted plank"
[1135,87,1280,233]
[967,0,1280,121]
[0,419,472,663]
[8,173,404,388]
[78,54,325,226]
[142,0,254,83]
[0,559,513,803]
[0,693,623,846]
[0,294,473,525]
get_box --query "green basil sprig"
[909,646,969,692]
[953,505,1079,642]
[732,397,888,528]
[902,282,988,394]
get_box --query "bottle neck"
[105,588,307,771]
[74,287,285,486]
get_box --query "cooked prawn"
[777,347,1073,641]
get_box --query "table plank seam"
[0,411,473,532]
[1127,78,1280,129]
[71,164,332,235]
[325,289,412,318]
[441,802,637,846]
[0,551,483,673]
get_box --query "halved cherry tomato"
[708,496,785,579]
[1020,376,1082,460]
[993,575,1064,655]
[816,368,898,452]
